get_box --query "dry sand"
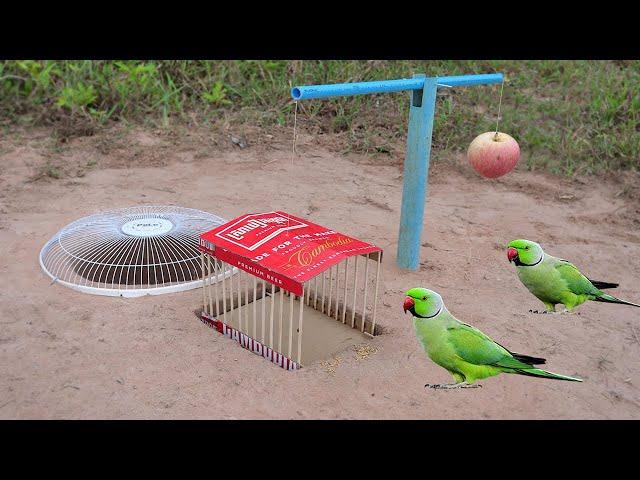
[1,125,639,419]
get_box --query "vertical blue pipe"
[397,76,438,270]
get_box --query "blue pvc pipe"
[291,73,503,100]
[436,73,504,88]
[397,76,438,270]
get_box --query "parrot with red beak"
[507,239,639,313]
[403,287,582,388]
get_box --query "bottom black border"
[1,420,635,456]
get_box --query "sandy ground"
[1,125,639,419]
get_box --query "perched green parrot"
[403,287,582,388]
[507,239,639,313]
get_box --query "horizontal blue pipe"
[291,73,503,100]
[437,73,503,88]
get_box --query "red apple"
[467,131,520,179]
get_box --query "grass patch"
[31,162,62,181]
[1,60,639,175]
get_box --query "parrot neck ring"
[413,305,443,319]
[514,256,543,267]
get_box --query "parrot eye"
[422,296,427,300]
[525,246,530,250]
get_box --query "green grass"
[1,60,639,175]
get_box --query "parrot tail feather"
[589,279,619,290]
[511,353,546,365]
[513,368,583,382]
[594,294,640,308]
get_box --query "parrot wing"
[554,261,601,296]
[447,323,534,369]
[447,320,581,382]
[555,259,640,307]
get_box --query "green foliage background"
[1,60,638,175]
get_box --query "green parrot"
[403,287,582,389]
[507,239,639,313]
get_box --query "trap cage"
[199,211,383,371]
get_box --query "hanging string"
[286,100,300,233]
[292,100,298,164]
[494,79,505,138]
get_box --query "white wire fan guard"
[39,206,236,298]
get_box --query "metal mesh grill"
[39,205,235,297]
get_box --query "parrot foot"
[528,309,559,315]
[425,382,482,390]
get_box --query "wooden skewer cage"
[198,211,383,371]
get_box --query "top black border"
[2,5,638,59]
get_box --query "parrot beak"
[507,247,518,263]
[403,296,415,314]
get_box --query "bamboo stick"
[371,253,381,336]
[297,288,304,365]
[221,262,228,322]
[213,259,220,317]
[269,283,275,348]
[321,268,326,313]
[361,254,370,333]
[351,256,359,328]
[342,257,349,324]
[327,265,334,317]
[278,288,284,352]
[261,279,266,343]
[200,252,207,316]
[207,255,214,320]
[288,292,294,358]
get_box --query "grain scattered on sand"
[321,357,342,375]
[354,344,377,361]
